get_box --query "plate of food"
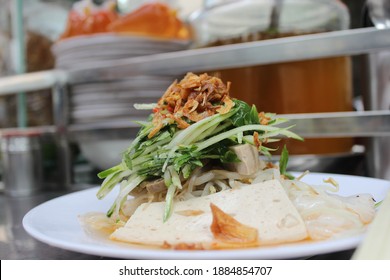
[23,73,390,259]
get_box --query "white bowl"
[79,139,131,170]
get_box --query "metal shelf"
[1,27,390,95]
[66,27,390,83]
[0,27,389,139]
[65,110,390,140]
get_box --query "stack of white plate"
[69,75,176,124]
[52,34,189,124]
[52,33,190,69]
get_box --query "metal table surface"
[0,190,111,260]
[0,190,355,260]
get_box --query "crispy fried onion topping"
[210,203,259,249]
[160,204,259,251]
[149,73,234,138]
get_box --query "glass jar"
[189,0,354,155]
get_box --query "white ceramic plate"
[70,107,150,122]
[71,90,163,105]
[71,76,173,94]
[23,173,390,260]
[52,34,190,55]
[53,34,190,70]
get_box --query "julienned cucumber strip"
[195,124,300,152]
[164,183,177,222]
[97,163,124,179]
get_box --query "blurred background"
[0,0,389,193]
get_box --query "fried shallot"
[149,73,234,138]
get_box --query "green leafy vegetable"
[230,99,260,126]
[279,145,295,180]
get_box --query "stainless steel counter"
[0,191,111,260]
[0,190,355,260]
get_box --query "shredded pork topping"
[149,73,234,138]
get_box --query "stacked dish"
[52,33,190,69]
[51,34,188,169]
[69,75,175,124]
[52,34,189,124]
